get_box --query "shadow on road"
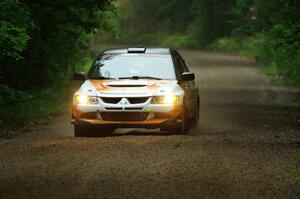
[79,128,189,138]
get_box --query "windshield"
[88,54,176,80]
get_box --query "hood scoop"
[107,85,147,87]
[105,80,149,88]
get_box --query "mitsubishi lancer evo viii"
[72,47,199,136]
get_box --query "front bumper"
[72,105,183,128]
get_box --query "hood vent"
[107,85,147,88]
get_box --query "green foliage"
[206,0,300,86]
[256,0,300,85]
[0,21,30,60]
[0,0,32,60]
[229,0,262,37]
[1,0,113,89]
[239,33,267,59]
[161,35,193,49]
[119,0,195,33]
[115,0,238,47]
[209,33,267,59]
[264,24,300,85]
[103,10,119,34]
[0,84,32,105]
[209,38,241,53]
[257,0,300,27]
[210,26,300,86]
[190,0,236,46]
[115,0,198,46]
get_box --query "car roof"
[102,47,172,55]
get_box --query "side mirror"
[74,72,86,81]
[181,72,195,81]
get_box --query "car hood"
[77,79,183,97]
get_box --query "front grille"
[127,97,149,104]
[100,97,149,104]
[101,112,148,121]
[101,97,122,104]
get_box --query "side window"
[179,58,189,72]
[171,52,181,78]
[175,56,184,76]
[173,51,189,76]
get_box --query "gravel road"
[0,51,299,199]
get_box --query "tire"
[192,99,200,127]
[163,107,189,134]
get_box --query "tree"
[0,0,113,88]
[0,0,32,60]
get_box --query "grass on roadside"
[0,82,75,139]
[209,33,300,87]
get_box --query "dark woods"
[0,0,112,90]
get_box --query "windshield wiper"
[119,76,162,80]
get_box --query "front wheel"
[192,99,200,127]
[162,107,189,134]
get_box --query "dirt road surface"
[0,51,299,199]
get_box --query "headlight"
[152,95,179,104]
[75,95,99,105]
